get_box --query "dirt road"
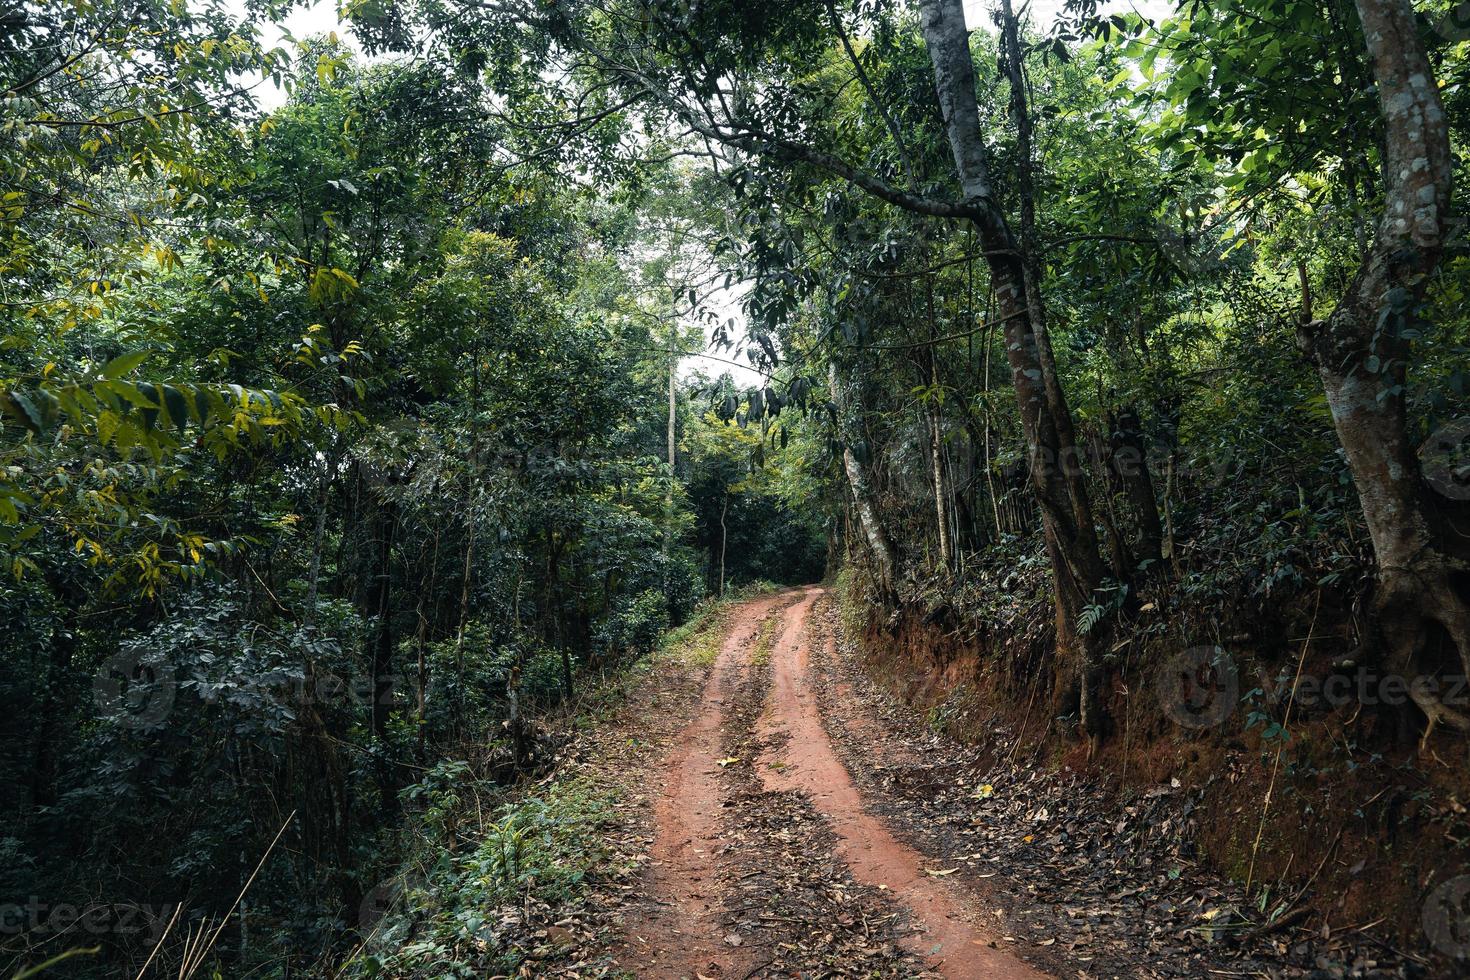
[616,588,1045,979]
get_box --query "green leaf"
[7,391,44,432]
[193,388,213,425]
[102,349,149,379]
[96,410,120,446]
[161,385,189,432]
[97,380,155,410]
[135,383,162,430]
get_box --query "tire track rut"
[615,592,789,977]
[618,587,1046,979]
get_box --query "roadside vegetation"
[4,0,1470,974]
[341,583,787,979]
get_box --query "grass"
[658,600,729,668]
[749,611,783,667]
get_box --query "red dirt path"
[755,589,1044,980]
[618,588,1045,979]
[614,592,786,978]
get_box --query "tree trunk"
[919,0,1107,736]
[828,361,901,599]
[370,502,396,745]
[925,281,953,568]
[560,646,575,703]
[980,315,1002,536]
[1088,425,1134,580]
[370,499,397,812]
[1300,0,1470,738]
[546,531,573,699]
[719,492,728,597]
[506,657,529,768]
[929,402,952,568]
[827,514,842,576]
[1107,406,1165,571]
[664,322,677,564]
[455,351,481,685]
[414,529,440,754]
[29,575,83,810]
[303,450,333,629]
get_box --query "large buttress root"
[1380,567,1470,750]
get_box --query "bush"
[662,552,706,625]
[599,587,671,659]
[351,776,617,978]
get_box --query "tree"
[1297,0,1466,731]
[917,0,1108,734]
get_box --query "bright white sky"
[250,0,1174,45]
[963,0,1172,32]
[232,0,345,110]
[245,0,1175,108]
[232,0,1173,386]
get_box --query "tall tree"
[918,0,1107,734]
[1298,0,1467,729]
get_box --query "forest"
[3,0,1470,976]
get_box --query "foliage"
[6,0,1470,973]
[351,775,618,978]
[0,9,823,976]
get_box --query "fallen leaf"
[716,757,741,767]
[925,868,959,877]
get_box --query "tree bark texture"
[828,360,901,598]
[1300,0,1469,736]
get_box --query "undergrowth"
[749,609,784,667]
[342,584,778,977]
[348,777,619,978]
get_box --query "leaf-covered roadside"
[814,590,1427,978]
